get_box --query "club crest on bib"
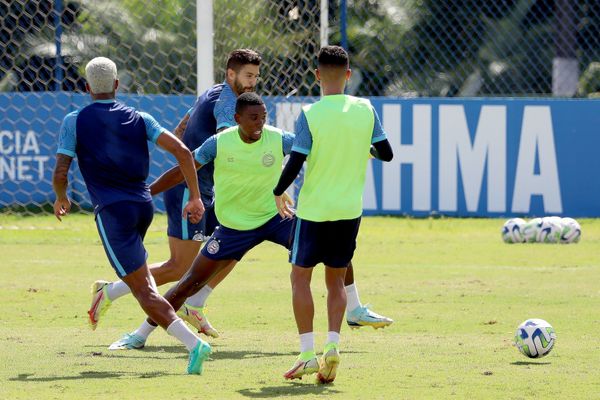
[206,239,220,254]
[262,151,275,167]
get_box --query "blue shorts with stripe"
[290,217,361,268]
[95,200,154,278]
[201,214,293,261]
[164,185,217,241]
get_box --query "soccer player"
[89,49,262,347]
[140,92,298,338]
[273,45,394,383]
[52,57,211,374]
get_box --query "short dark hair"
[227,49,262,72]
[235,92,264,114]
[317,45,349,69]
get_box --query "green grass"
[1,214,600,399]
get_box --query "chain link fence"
[1,0,600,214]
[342,0,600,97]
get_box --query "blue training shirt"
[176,81,237,201]
[291,105,387,155]
[57,99,164,213]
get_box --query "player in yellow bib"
[273,46,394,383]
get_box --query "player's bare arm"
[150,159,202,196]
[52,153,73,221]
[173,113,190,140]
[156,131,204,223]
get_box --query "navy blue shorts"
[95,200,154,278]
[164,185,217,241]
[201,214,293,261]
[290,217,361,268]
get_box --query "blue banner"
[1,93,599,217]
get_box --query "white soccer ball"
[560,217,581,244]
[537,217,562,243]
[514,319,556,358]
[521,218,542,243]
[501,218,526,243]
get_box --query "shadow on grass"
[87,346,365,361]
[511,361,552,366]
[238,382,342,398]
[9,370,174,382]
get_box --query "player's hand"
[275,192,295,220]
[53,197,71,221]
[183,197,205,224]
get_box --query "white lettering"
[0,131,14,154]
[382,104,401,210]
[22,130,40,154]
[439,105,506,212]
[512,106,562,213]
[363,160,377,210]
[381,104,432,211]
[0,156,15,180]
[0,155,49,181]
[34,155,49,180]
[17,156,33,180]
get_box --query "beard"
[233,78,254,95]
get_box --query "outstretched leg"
[344,261,393,330]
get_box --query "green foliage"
[578,62,600,97]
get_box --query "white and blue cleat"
[346,305,393,329]
[108,332,146,350]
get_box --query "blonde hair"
[85,57,117,94]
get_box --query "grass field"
[1,214,600,399]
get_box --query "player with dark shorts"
[88,50,262,350]
[53,57,210,374]
[273,45,395,383]
[141,93,296,335]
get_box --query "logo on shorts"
[262,152,275,167]
[206,239,220,254]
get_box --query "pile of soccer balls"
[501,216,581,244]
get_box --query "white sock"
[132,320,157,340]
[299,332,315,353]
[186,285,213,308]
[106,280,131,301]
[166,318,199,352]
[327,331,340,345]
[345,283,362,312]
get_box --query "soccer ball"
[514,319,556,358]
[560,217,581,244]
[501,218,526,243]
[537,217,562,243]
[521,218,542,243]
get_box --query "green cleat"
[347,305,393,330]
[316,343,340,384]
[88,280,112,330]
[108,333,146,350]
[187,339,212,375]
[178,304,220,338]
[284,351,319,380]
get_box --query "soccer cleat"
[108,333,146,350]
[316,343,340,384]
[177,304,220,338]
[284,351,319,380]
[346,304,393,329]
[187,339,212,375]
[87,280,112,330]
